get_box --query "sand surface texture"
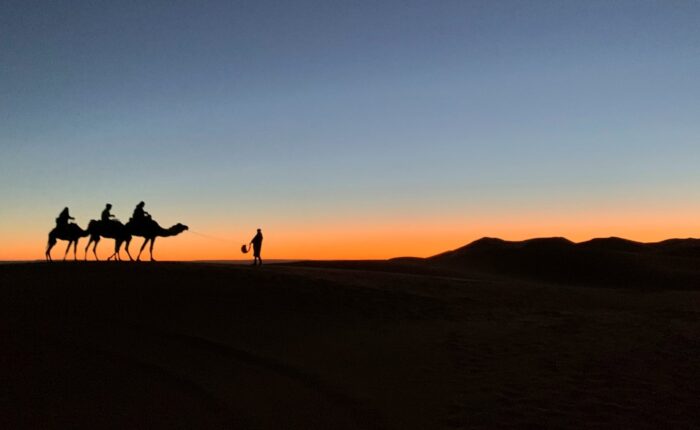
[3,254,700,428]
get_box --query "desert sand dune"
[428,237,700,289]
[3,250,700,428]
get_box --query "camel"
[84,218,188,262]
[46,223,89,261]
[84,219,133,261]
[124,219,188,261]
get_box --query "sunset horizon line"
[8,232,700,262]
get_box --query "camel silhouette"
[84,219,188,261]
[85,219,133,261]
[124,219,188,261]
[46,223,89,261]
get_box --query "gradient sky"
[2,0,700,260]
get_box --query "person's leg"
[253,247,260,265]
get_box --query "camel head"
[168,223,188,236]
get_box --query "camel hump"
[126,217,159,235]
[107,219,124,229]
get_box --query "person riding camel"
[132,201,152,228]
[101,203,115,224]
[56,207,75,230]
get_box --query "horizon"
[5,228,700,262]
[2,1,700,260]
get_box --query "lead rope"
[187,229,240,244]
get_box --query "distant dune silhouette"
[425,236,700,289]
[433,236,700,257]
[288,236,700,290]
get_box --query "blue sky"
[2,1,700,258]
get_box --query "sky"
[2,0,700,260]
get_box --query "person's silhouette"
[132,201,151,226]
[56,207,75,230]
[101,203,115,223]
[250,228,263,266]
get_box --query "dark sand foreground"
[2,255,700,428]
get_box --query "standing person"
[101,203,115,223]
[56,207,74,229]
[249,228,263,266]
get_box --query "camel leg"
[46,237,56,261]
[137,238,149,261]
[117,238,125,261]
[125,237,134,261]
[84,237,92,260]
[73,239,79,261]
[112,239,121,261]
[89,236,100,260]
[107,239,118,261]
[109,239,119,261]
[63,241,72,261]
[149,237,156,262]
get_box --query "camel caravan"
[46,202,188,262]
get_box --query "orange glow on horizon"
[3,207,700,261]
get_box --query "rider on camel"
[132,201,152,227]
[56,207,75,229]
[101,203,115,223]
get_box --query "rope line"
[187,229,241,244]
